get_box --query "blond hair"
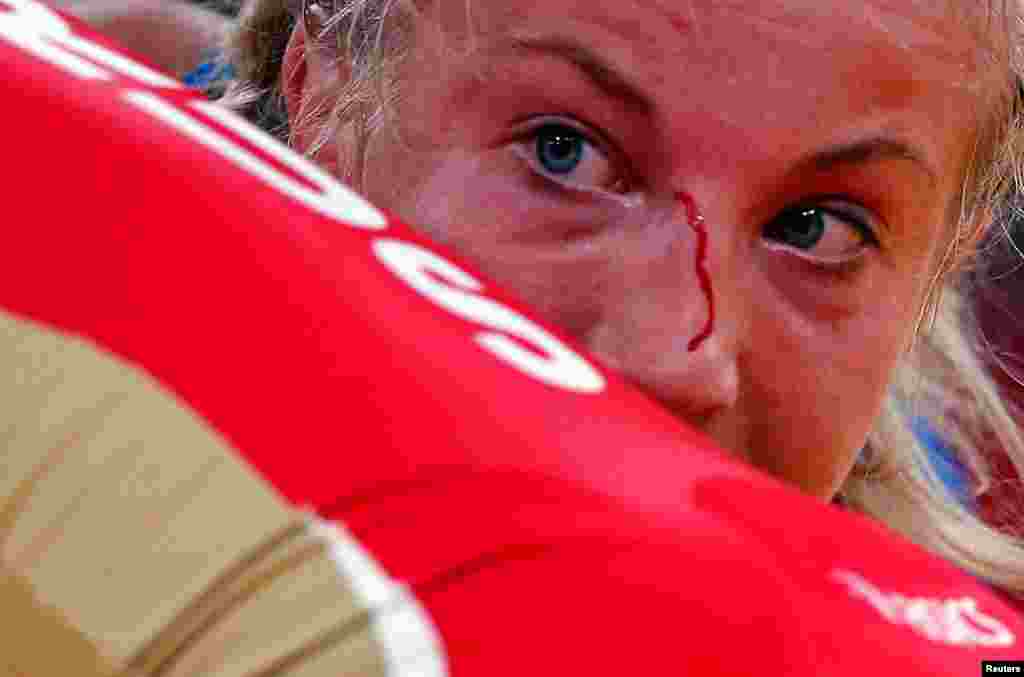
[223,0,1024,597]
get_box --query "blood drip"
[676,192,715,352]
[665,12,692,35]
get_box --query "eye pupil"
[537,126,584,174]
[766,207,826,250]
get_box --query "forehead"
[460,0,994,52]
[425,0,1000,185]
[453,0,993,92]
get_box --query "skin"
[284,0,994,498]
[55,0,229,77]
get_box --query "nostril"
[676,191,716,353]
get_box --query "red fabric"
[4,3,1024,673]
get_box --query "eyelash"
[813,202,879,246]
[762,201,881,276]
[511,116,636,199]
[510,116,881,275]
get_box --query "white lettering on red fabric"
[0,0,181,87]
[373,239,606,393]
[122,92,387,230]
[833,570,1015,648]
[1,0,608,395]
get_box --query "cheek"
[752,295,918,498]
[364,147,617,335]
[366,148,516,250]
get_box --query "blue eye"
[536,125,586,175]
[512,117,631,200]
[765,207,828,251]
[762,204,878,267]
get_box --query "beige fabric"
[0,310,388,677]
[1,567,116,677]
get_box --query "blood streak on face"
[676,192,715,352]
[663,11,692,36]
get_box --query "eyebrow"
[499,36,938,189]
[799,137,939,189]
[502,35,655,115]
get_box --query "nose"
[581,193,742,425]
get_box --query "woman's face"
[291,0,992,498]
